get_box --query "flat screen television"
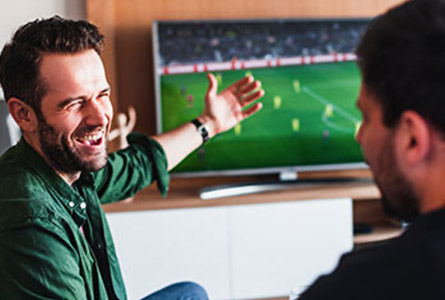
[152,18,369,181]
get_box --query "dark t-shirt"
[300,209,445,300]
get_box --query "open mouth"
[75,131,105,146]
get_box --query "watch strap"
[191,118,209,144]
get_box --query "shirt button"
[68,202,75,208]
[80,202,87,209]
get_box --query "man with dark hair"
[0,16,264,300]
[297,0,445,299]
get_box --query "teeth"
[78,131,104,143]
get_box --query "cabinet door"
[106,207,231,300]
[229,198,353,299]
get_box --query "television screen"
[153,19,369,177]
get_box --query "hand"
[198,73,264,137]
[108,106,137,149]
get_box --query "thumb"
[206,73,218,99]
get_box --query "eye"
[67,99,84,109]
[98,91,111,100]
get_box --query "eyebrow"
[57,87,111,109]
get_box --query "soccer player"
[274,95,282,109]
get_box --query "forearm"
[151,116,215,171]
[151,73,263,172]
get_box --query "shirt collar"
[75,171,95,188]
[15,138,90,213]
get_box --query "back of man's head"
[357,0,445,136]
[0,16,104,116]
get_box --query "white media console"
[107,198,353,300]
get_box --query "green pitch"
[160,61,364,173]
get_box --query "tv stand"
[199,176,373,200]
[279,169,299,181]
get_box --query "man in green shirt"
[0,16,264,300]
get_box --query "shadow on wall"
[64,0,86,20]
[0,100,21,155]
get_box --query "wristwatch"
[191,118,210,144]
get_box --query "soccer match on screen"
[154,19,368,174]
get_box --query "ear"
[395,111,431,165]
[7,98,39,133]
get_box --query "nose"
[84,98,110,127]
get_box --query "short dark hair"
[0,16,104,114]
[356,0,445,135]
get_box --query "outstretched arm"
[152,73,264,171]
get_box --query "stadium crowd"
[157,19,369,66]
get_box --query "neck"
[56,171,81,186]
[419,174,445,214]
[23,133,81,186]
[417,162,445,215]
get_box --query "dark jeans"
[140,281,208,300]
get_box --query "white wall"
[0,0,86,98]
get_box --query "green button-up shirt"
[0,133,169,300]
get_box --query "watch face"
[199,126,209,139]
[191,119,209,143]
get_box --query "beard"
[372,140,420,222]
[38,117,108,174]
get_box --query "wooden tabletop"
[103,169,380,213]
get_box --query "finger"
[240,89,265,107]
[117,113,127,127]
[241,102,263,119]
[238,80,262,97]
[108,129,119,141]
[227,75,254,93]
[206,73,218,98]
[127,106,137,131]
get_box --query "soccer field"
[160,61,364,174]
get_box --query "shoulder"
[298,241,399,299]
[300,224,445,300]
[337,230,442,279]
[0,158,47,200]
[0,159,54,228]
